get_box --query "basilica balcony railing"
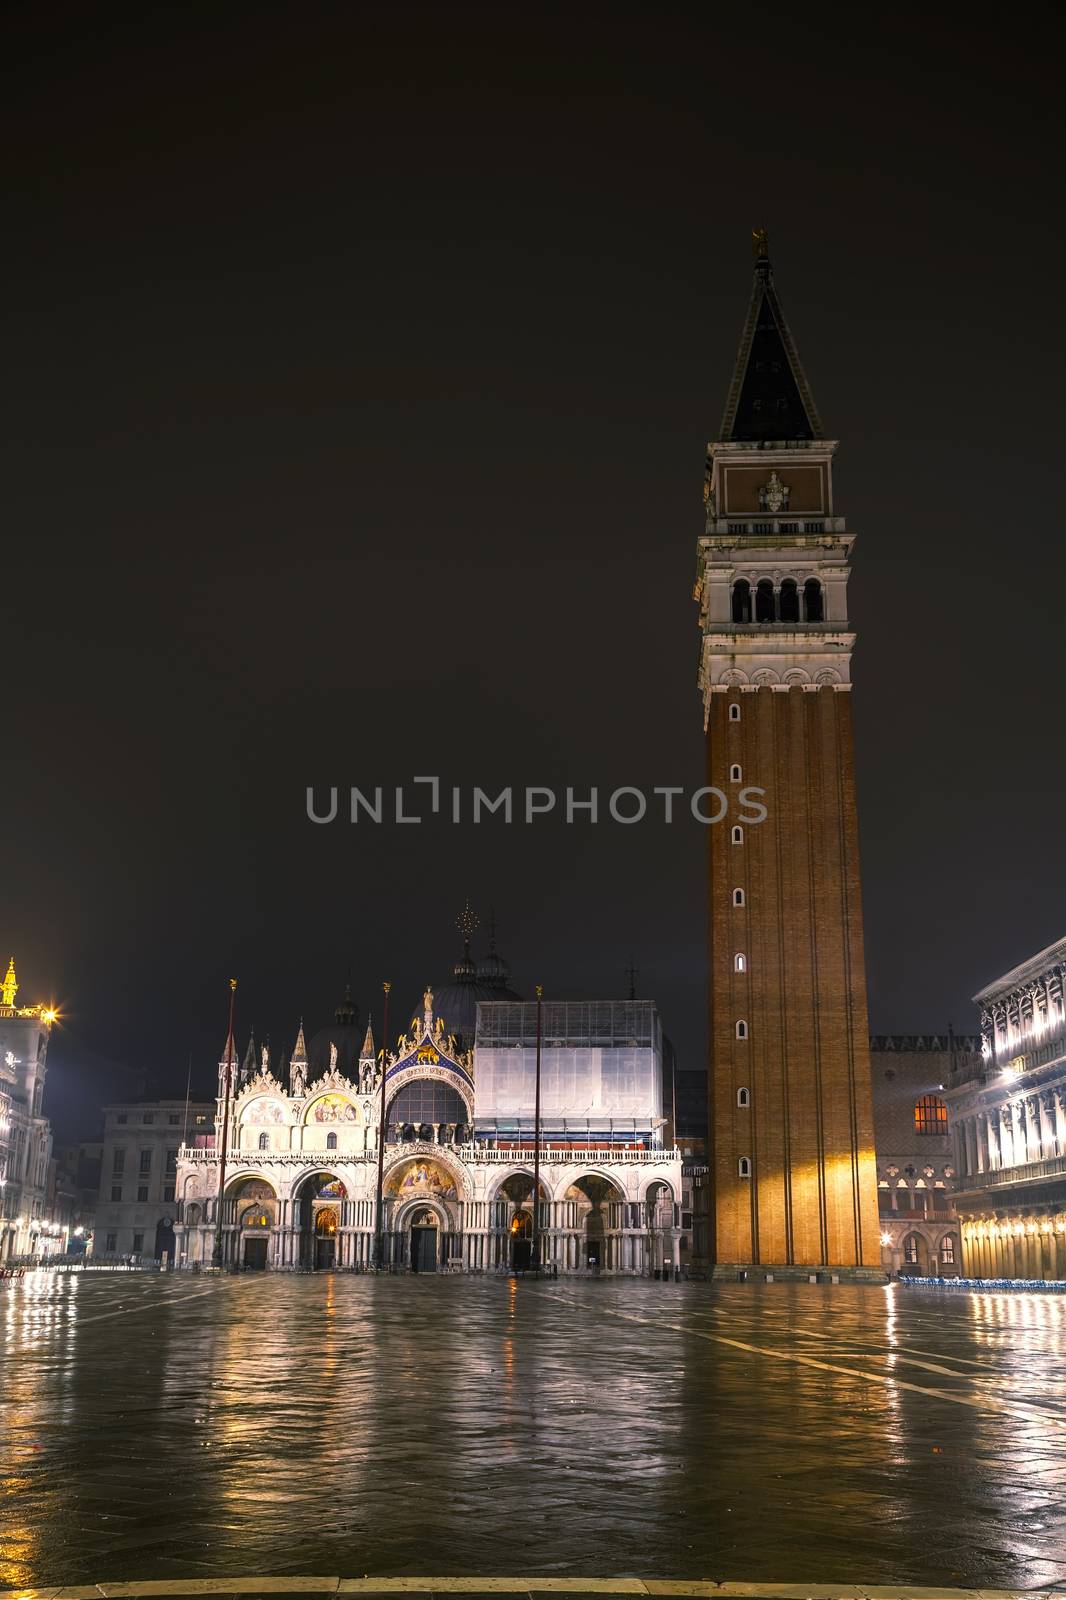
[178,1142,682,1166]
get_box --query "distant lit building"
[869,1035,981,1277]
[946,935,1066,1279]
[0,958,59,1260]
[96,1098,214,1262]
[175,912,682,1275]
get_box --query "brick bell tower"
[694,231,883,1279]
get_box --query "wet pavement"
[1,1273,1064,1593]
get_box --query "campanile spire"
[695,236,882,1279]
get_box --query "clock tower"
[695,233,883,1278]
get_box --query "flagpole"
[212,978,237,1270]
[532,983,543,1273]
[374,981,392,1270]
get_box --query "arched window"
[258,1132,270,1151]
[728,702,741,722]
[738,1157,751,1178]
[737,1087,750,1108]
[779,578,800,623]
[729,764,742,782]
[755,579,776,623]
[734,952,746,972]
[731,580,752,623]
[903,1235,920,1265]
[803,578,824,622]
[731,824,743,845]
[389,1078,466,1128]
[732,888,745,907]
[735,1020,748,1040]
[326,1132,338,1150]
[940,1235,956,1265]
[914,1095,948,1135]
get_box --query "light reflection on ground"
[1,1273,1063,1591]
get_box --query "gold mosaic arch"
[302,1091,361,1126]
[383,1151,467,1201]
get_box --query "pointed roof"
[718,231,823,444]
[1,956,17,1009]
[360,1019,375,1060]
[242,1033,257,1074]
[219,1028,238,1065]
[290,1020,308,1064]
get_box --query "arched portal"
[567,1174,626,1273]
[293,1171,346,1270]
[498,1172,549,1270]
[225,1176,278,1270]
[384,1156,463,1272]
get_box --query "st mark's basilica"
[175,913,683,1275]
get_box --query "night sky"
[7,4,1064,1137]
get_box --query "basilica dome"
[308,984,365,1075]
[418,906,523,1050]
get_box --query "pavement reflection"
[0,1274,1063,1592]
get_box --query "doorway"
[244,1237,268,1270]
[411,1225,438,1273]
[586,1238,602,1270]
[315,1207,338,1270]
[511,1210,533,1270]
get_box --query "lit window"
[195,1114,208,1126]
[738,1157,751,1178]
[914,1095,948,1135]
[903,1235,920,1265]
[734,952,746,972]
[728,703,741,722]
[732,888,745,907]
[729,764,742,782]
[731,825,743,845]
[735,1020,748,1040]
[737,1087,750,1108]
[941,1235,955,1265]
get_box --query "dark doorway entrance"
[244,1237,268,1270]
[314,1206,338,1270]
[586,1238,602,1270]
[411,1226,438,1272]
[154,1217,175,1264]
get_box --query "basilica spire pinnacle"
[718,231,823,444]
[1,956,16,1011]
